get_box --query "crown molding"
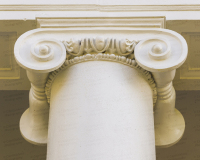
[37,17,165,29]
[1,4,200,12]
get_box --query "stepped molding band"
[1,4,200,12]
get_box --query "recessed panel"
[0,32,20,79]
[180,32,200,79]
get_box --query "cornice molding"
[1,4,200,12]
[37,17,165,29]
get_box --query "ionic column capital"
[14,28,188,147]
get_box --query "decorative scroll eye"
[39,45,49,55]
[152,44,163,54]
[31,40,54,62]
[148,39,171,60]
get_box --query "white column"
[47,59,156,160]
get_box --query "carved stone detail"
[45,53,157,107]
[31,41,54,62]
[14,28,188,150]
[62,37,137,58]
[149,39,171,60]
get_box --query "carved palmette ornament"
[62,37,137,57]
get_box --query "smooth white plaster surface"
[48,61,155,160]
